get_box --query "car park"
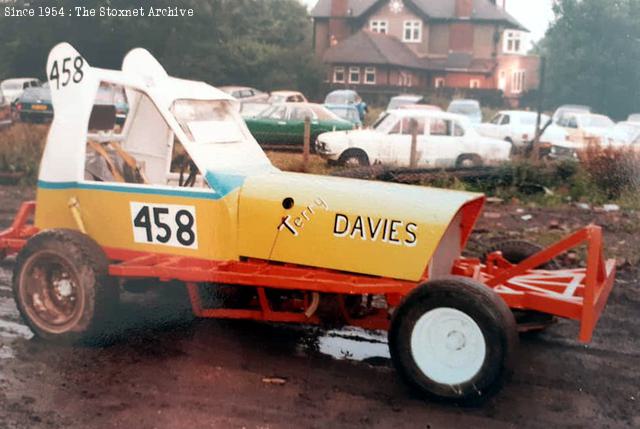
[0,77,41,103]
[476,110,568,150]
[324,103,362,127]
[387,94,423,111]
[324,89,367,121]
[244,102,353,147]
[219,86,269,103]
[447,99,482,124]
[268,90,307,103]
[316,109,511,168]
[0,43,617,405]
[15,85,53,123]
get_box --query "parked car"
[324,104,362,127]
[316,109,511,168]
[627,113,640,123]
[398,104,442,111]
[95,83,128,125]
[324,90,367,121]
[609,121,640,145]
[556,112,615,144]
[268,90,307,104]
[387,94,423,111]
[219,86,269,103]
[244,102,353,147]
[447,99,482,124]
[552,104,591,125]
[0,89,12,129]
[15,86,53,123]
[0,78,41,103]
[239,102,270,118]
[476,111,568,151]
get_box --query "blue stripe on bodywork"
[37,177,242,201]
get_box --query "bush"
[579,144,640,199]
[0,123,47,184]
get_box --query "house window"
[511,70,525,94]
[333,67,345,84]
[469,79,481,89]
[403,20,422,42]
[370,20,388,34]
[503,30,523,54]
[399,72,413,87]
[364,67,376,84]
[434,77,445,88]
[349,67,360,84]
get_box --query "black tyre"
[389,276,517,404]
[456,154,483,168]
[13,229,118,344]
[338,149,369,167]
[484,239,559,270]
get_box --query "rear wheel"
[338,149,369,167]
[389,277,517,404]
[13,229,118,344]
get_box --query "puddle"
[296,326,391,365]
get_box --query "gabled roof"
[323,30,423,68]
[324,31,496,73]
[311,0,526,30]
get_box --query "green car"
[244,102,353,147]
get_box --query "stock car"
[0,43,616,405]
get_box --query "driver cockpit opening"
[84,82,203,188]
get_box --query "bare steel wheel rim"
[410,307,486,385]
[19,251,85,334]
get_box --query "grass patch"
[0,123,47,184]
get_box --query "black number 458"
[133,206,195,247]
[49,55,84,90]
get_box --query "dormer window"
[403,21,422,43]
[370,20,388,34]
[503,30,524,54]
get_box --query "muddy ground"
[0,185,638,429]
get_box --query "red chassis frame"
[1,202,616,342]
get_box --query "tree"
[0,0,324,98]
[539,0,640,119]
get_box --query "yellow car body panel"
[238,172,484,281]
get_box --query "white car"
[476,111,568,149]
[316,109,512,168]
[556,112,615,144]
[0,78,41,104]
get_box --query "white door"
[388,116,427,166]
[423,118,467,167]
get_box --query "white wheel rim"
[410,307,486,385]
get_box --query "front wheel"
[389,277,517,404]
[13,229,118,344]
[338,149,369,167]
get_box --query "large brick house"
[312,0,540,103]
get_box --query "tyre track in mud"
[0,185,638,428]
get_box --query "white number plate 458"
[130,202,198,249]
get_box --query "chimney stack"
[329,0,350,46]
[455,0,474,18]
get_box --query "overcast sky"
[300,0,556,43]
